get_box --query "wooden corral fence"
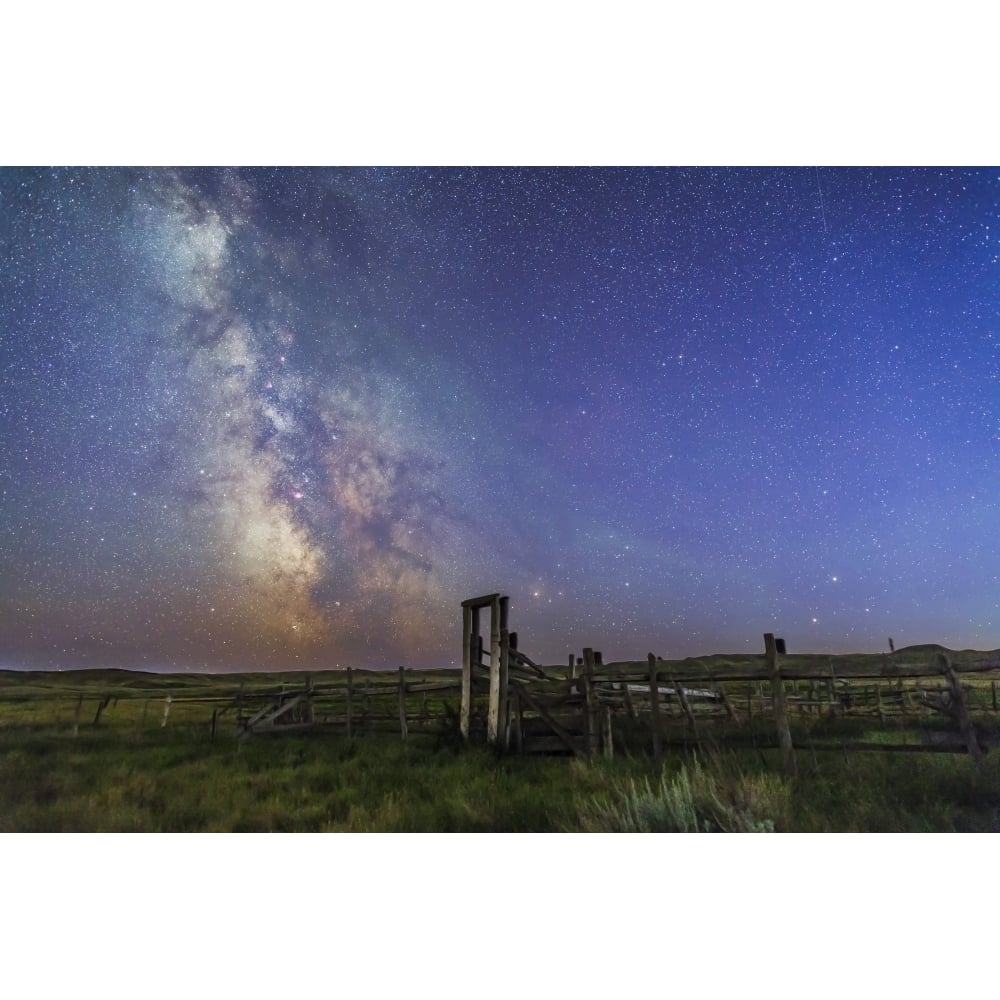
[458,594,1000,773]
[0,668,465,743]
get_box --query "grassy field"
[1,668,999,832]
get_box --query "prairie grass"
[2,668,999,831]
[573,755,788,832]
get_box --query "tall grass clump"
[574,756,788,832]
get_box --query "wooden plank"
[249,694,305,731]
[461,592,501,609]
[515,683,585,758]
[765,633,796,776]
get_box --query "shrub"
[574,756,784,832]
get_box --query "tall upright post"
[398,666,408,741]
[460,604,472,740]
[487,595,502,744]
[498,596,510,748]
[346,667,354,737]
[765,632,796,776]
[648,652,662,763]
[582,647,599,759]
[941,653,986,768]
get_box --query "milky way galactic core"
[2,167,998,671]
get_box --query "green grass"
[1,720,998,831]
[0,724,619,832]
[2,668,999,831]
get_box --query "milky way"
[2,167,999,670]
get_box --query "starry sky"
[2,166,999,672]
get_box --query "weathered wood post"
[765,633,796,776]
[460,604,472,739]
[72,695,83,737]
[717,684,737,721]
[346,667,354,737]
[398,666,408,741]
[941,654,986,769]
[210,709,218,741]
[614,662,638,720]
[648,652,662,763]
[672,668,697,734]
[498,596,510,748]
[461,594,502,742]
[487,595,502,745]
[161,695,172,729]
[582,648,599,759]
[512,690,524,754]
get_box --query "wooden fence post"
[582,648,599,759]
[603,706,614,760]
[512,690,524,754]
[648,653,662,763]
[72,695,83,737]
[717,684,737,721]
[398,666,408,741]
[487,595,502,745]
[498,596,510,748]
[460,605,472,740]
[941,654,986,769]
[765,633,796,776]
[614,662,638,720]
[346,667,354,737]
[672,669,697,735]
[210,709,218,741]
[161,696,172,729]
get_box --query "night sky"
[3,166,999,672]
